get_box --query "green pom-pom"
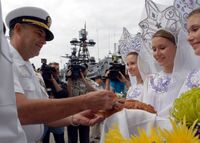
[171,88,200,126]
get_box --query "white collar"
[9,43,31,66]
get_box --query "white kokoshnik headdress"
[118,27,157,82]
[139,0,181,53]
[118,27,142,62]
[174,0,200,32]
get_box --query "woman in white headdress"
[117,28,152,101]
[141,28,195,129]
[125,51,144,101]
[125,35,160,101]
[177,8,200,96]
[100,30,158,142]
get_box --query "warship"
[61,24,123,81]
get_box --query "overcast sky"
[1,0,173,68]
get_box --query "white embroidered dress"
[142,71,184,129]
[178,69,200,97]
[126,84,143,101]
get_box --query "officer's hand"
[72,110,104,126]
[83,90,121,111]
[96,98,125,118]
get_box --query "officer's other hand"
[72,110,104,126]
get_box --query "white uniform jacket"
[0,20,27,143]
[11,47,47,143]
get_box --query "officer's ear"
[13,23,24,34]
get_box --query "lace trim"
[127,86,142,99]
[150,73,171,93]
[186,69,200,88]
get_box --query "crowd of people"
[1,0,200,143]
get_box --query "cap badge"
[46,16,51,27]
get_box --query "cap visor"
[45,29,54,41]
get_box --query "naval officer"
[6,6,119,143]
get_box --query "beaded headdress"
[139,0,181,53]
[174,0,200,32]
[118,27,143,62]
